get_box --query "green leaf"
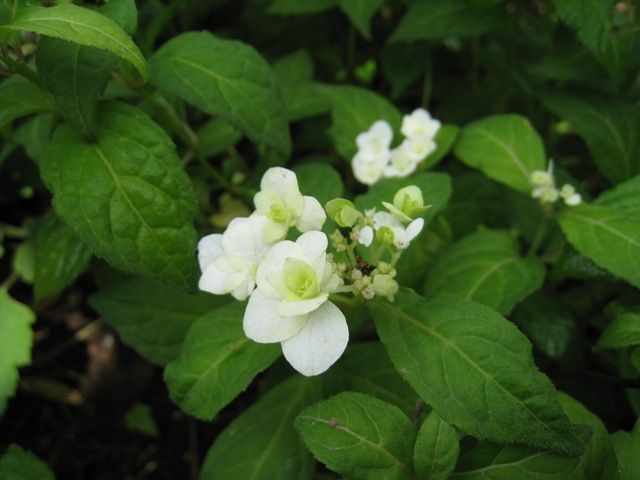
[0,76,55,129]
[164,302,280,420]
[338,0,384,39]
[283,82,331,122]
[596,175,640,214]
[370,289,583,456]
[294,163,344,206]
[197,118,242,157]
[611,420,640,480]
[124,402,158,437]
[89,276,228,366]
[559,393,617,480]
[550,0,625,83]
[323,85,401,162]
[268,0,337,15]
[0,290,35,415]
[454,114,546,194]
[200,376,321,480]
[422,124,460,170]
[96,0,138,36]
[0,444,55,480]
[558,204,640,288]
[273,49,314,84]
[332,342,420,417]
[33,213,92,302]
[0,4,147,80]
[295,392,417,479]
[424,229,545,315]
[12,242,34,284]
[381,44,426,100]
[13,113,54,163]
[542,95,640,184]
[40,101,198,290]
[413,412,459,480]
[149,31,291,158]
[0,0,26,24]
[389,0,502,43]
[595,312,640,350]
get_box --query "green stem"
[1,222,27,238]
[527,207,553,256]
[1,271,19,290]
[330,293,360,307]
[0,47,41,85]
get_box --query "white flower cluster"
[197,168,429,377]
[530,162,581,206]
[352,108,441,185]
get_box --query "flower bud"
[325,198,362,228]
[372,274,399,300]
[383,185,430,222]
[376,226,395,246]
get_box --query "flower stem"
[527,207,554,257]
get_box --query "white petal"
[373,211,402,230]
[243,289,308,343]
[352,151,387,185]
[222,217,260,258]
[197,234,223,271]
[384,143,418,178]
[359,226,374,246]
[199,257,247,295]
[281,301,348,376]
[370,120,393,146]
[406,218,425,242]
[296,196,326,232]
[277,293,329,317]
[260,167,300,196]
[296,231,328,259]
[256,240,302,298]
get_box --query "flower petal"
[296,196,327,232]
[352,151,387,185]
[359,226,374,246]
[281,301,348,376]
[277,293,329,317]
[260,167,299,196]
[197,234,223,271]
[199,257,247,296]
[406,218,424,242]
[256,240,302,298]
[243,289,308,343]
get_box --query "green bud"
[376,226,395,246]
[372,274,398,299]
[325,198,361,228]
[383,185,430,222]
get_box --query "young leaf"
[0,290,35,415]
[164,302,280,420]
[40,101,199,290]
[595,312,640,350]
[543,95,640,184]
[454,114,546,194]
[370,289,583,457]
[89,277,228,366]
[338,0,384,40]
[33,212,92,302]
[294,163,344,206]
[0,4,147,80]
[149,31,291,159]
[295,392,417,479]
[0,76,55,129]
[596,174,640,213]
[0,444,55,480]
[558,204,640,288]
[424,229,545,315]
[323,85,402,161]
[200,376,321,480]
[611,420,640,480]
[414,412,459,480]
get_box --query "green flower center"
[268,204,291,224]
[283,258,319,300]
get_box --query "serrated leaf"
[33,213,92,302]
[89,277,228,366]
[370,289,583,457]
[596,175,640,213]
[294,163,344,206]
[558,204,640,288]
[164,302,280,420]
[338,0,384,40]
[389,0,502,43]
[424,229,545,315]
[454,114,546,193]
[295,391,417,479]
[200,376,321,480]
[0,290,35,415]
[595,312,640,351]
[0,444,55,480]
[149,31,291,158]
[40,101,198,290]
[323,85,402,162]
[612,420,640,480]
[542,95,640,184]
[414,412,459,480]
[0,4,146,80]
[268,0,337,15]
[0,76,55,129]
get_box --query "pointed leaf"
[0,76,55,129]
[414,412,459,480]
[0,444,55,480]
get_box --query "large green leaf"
[338,0,384,40]
[0,444,55,480]
[296,392,417,479]
[370,289,583,456]
[595,312,640,350]
[0,0,27,24]
[596,175,640,213]
[0,290,35,415]
[89,277,228,366]
[612,420,640,480]
[164,302,280,420]
[323,85,401,162]
[149,31,291,158]
[424,229,545,315]
[543,95,640,184]
[33,213,92,302]
[558,204,640,288]
[0,4,146,80]
[454,114,546,194]
[40,101,198,290]
[414,412,459,480]
[0,76,55,129]
[200,376,320,480]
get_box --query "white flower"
[383,143,419,178]
[243,231,348,376]
[373,212,424,250]
[358,226,374,247]
[356,120,393,158]
[254,167,326,243]
[352,150,388,185]
[559,184,582,206]
[401,108,441,140]
[198,215,269,301]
